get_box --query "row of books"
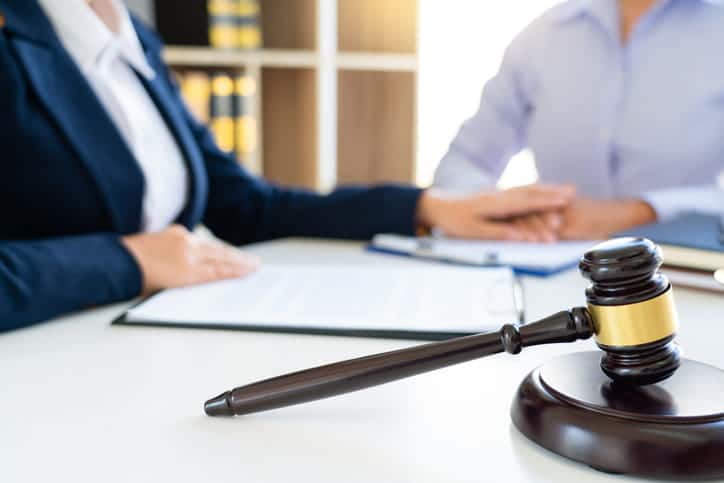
[155,0,261,50]
[178,71,257,165]
[208,0,262,50]
[622,214,724,293]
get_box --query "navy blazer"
[0,1,422,331]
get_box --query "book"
[237,0,262,50]
[620,213,724,272]
[208,0,261,50]
[620,213,724,293]
[210,73,235,153]
[177,71,258,164]
[155,0,261,49]
[208,0,239,49]
[179,71,211,124]
[233,74,257,164]
[662,266,724,294]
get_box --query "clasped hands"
[122,184,657,295]
[417,184,657,243]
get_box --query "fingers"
[414,185,577,242]
[508,184,576,214]
[190,239,260,284]
[480,184,576,218]
[513,214,558,243]
[540,211,564,231]
[461,211,566,243]
[197,260,256,284]
[457,220,527,241]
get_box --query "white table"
[2,239,723,483]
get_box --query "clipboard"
[368,234,596,277]
[113,264,525,341]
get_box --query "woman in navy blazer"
[0,1,574,331]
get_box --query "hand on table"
[121,225,260,295]
[417,184,575,240]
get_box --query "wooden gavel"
[205,238,681,417]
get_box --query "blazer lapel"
[3,2,144,234]
[2,0,209,232]
[136,71,208,228]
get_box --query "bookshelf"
[159,0,419,191]
[163,48,320,69]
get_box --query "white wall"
[417,1,560,188]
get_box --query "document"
[119,264,521,339]
[370,234,598,276]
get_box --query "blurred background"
[124,0,558,192]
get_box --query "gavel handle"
[204,308,593,416]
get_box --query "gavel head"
[579,237,681,385]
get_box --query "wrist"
[416,190,438,231]
[610,199,657,233]
[120,234,152,295]
[627,199,657,226]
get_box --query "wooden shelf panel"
[338,0,418,54]
[337,71,416,185]
[261,0,317,50]
[163,47,319,69]
[337,52,418,72]
[262,68,318,189]
[162,1,420,190]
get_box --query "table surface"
[2,238,723,483]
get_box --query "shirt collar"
[553,0,681,24]
[36,0,154,79]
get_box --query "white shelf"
[336,52,418,72]
[260,49,320,68]
[164,47,418,73]
[163,47,319,69]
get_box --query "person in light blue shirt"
[434,0,724,239]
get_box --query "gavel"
[205,237,680,417]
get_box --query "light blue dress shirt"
[434,0,724,220]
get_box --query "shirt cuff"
[642,186,724,222]
[433,151,498,194]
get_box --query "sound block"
[511,351,724,480]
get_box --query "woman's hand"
[559,198,657,240]
[416,184,575,240]
[121,225,260,295]
[511,211,564,243]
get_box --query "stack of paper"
[118,265,522,340]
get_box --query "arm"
[136,19,574,246]
[433,35,532,192]
[122,17,424,246]
[146,42,423,244]
[0,235,141,332]
[197,136,423,245]
[0,29,145,331]
[558,185,724,240]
